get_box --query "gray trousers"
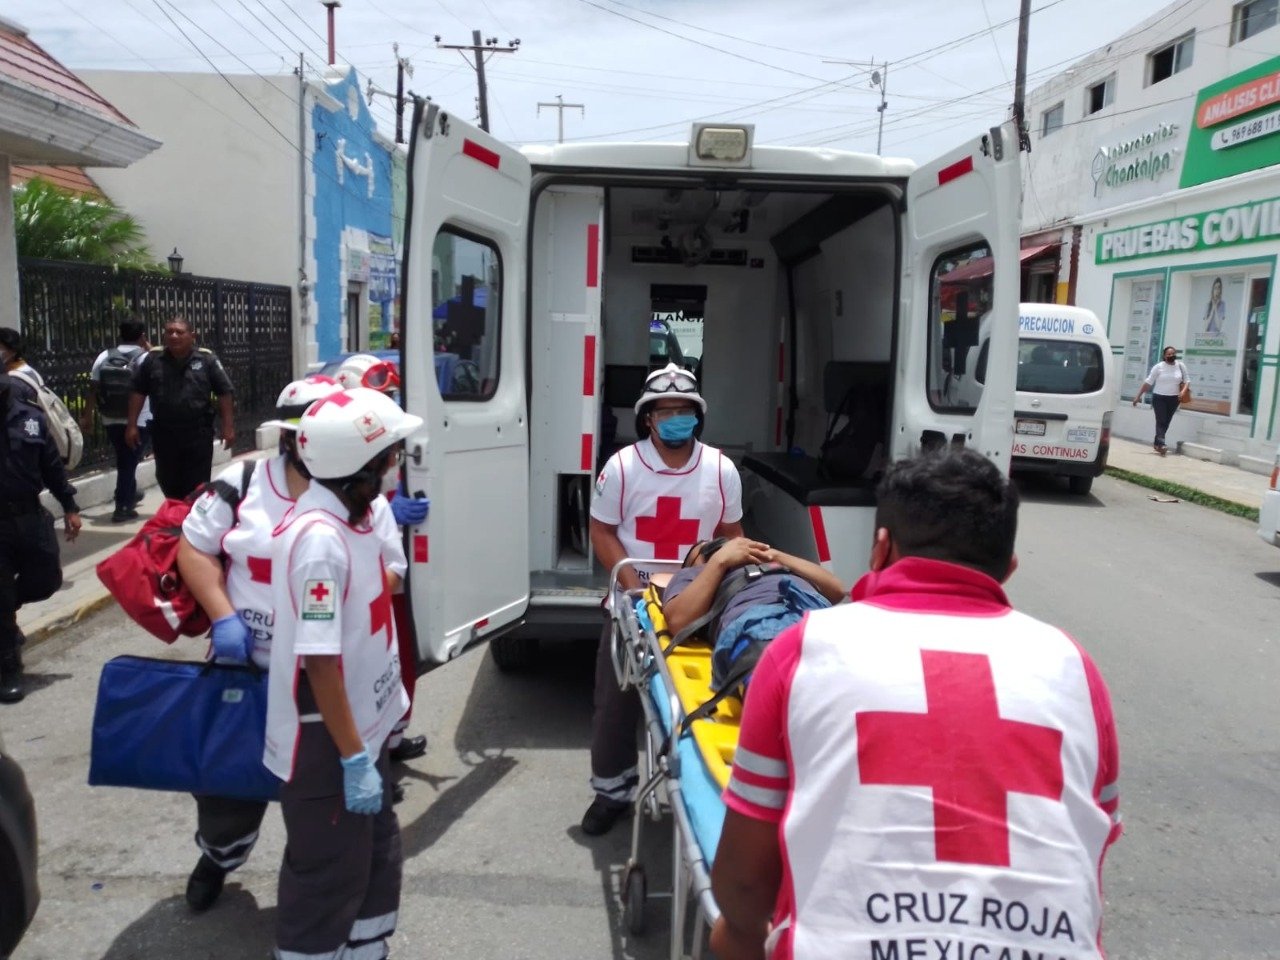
[275,720,401,960]
[193,794,268,870]
[589,619,640,804]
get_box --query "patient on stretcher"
[658,537,848,694]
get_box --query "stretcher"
[608,559,742,960]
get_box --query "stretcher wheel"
[623,863,647,936]
[490,635,539,673]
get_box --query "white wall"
[1023,0,1279,232]
[80,71,304,363]
[0,156,16,331]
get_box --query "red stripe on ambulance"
[809,505,832,563]
[462,139,501,169]
[586,224,600,288]
[580,433,593,471]
[937,156,973,186]
[583,335,596,396]
[413,535,428,564]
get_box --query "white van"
[397,110,1024,671]
[940,304,1113,495]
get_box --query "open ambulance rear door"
[400,102,532,670]
[896,118,1023,472]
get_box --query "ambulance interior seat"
[741,360,889,507]
[598,364,649,469]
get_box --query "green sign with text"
[1095,193,1280,264]
[1181,54,1280,188]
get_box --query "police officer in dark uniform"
[0,371,82,703]
[126,316,235,500]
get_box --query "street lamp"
[167,247,184,274]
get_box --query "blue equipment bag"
[89,655,282,802]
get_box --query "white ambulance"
[397,106,1023,671]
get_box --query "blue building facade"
[309,68,398,361]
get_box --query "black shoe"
[0,656,24,704]
[388,735,427,763]
[111,507,139,523]
[392,782,405,805]
[185,855,227,912]
[133,491,146,505]
[581,796,631,836]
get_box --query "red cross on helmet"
[261,375,343,431]
[633,362,706,441]
[296,387,424,480]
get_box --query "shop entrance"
[1238,276,1271,417]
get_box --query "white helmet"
[335,353,399,393]
[296,387,423,480]
[262,375,343,430]
[633,363,706,415]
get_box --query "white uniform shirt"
[184,455,406,671]
[263,483,410,780]
[89,344,151,426]
[590,438,742,580]
[1144,360,1189,396]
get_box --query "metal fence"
[17,258,293,476]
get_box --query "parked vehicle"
[397,111,1023,672]
[1257,443,1280,547]
[0,726,39,957]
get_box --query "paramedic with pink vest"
[711,447,1122,960]
[583,363,744,836]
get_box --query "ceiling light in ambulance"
[688,123,754,166]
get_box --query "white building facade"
[1022,0,1280,461]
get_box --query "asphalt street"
[4,470,1279,959]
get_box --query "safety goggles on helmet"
[261,375,343,431]
[296,387,424,480]
[335,354,399,393]
[633,362,706,415]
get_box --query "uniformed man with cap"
[0,371,82,703]
[126,316,235,500]
[583,362,744,835]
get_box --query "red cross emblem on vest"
[634,496,700,560]
[856,650,1064,867]
[309,581,331,603]
[369,583,393,649]
[247,556,272,584]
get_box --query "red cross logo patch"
[856,650,1064,867]
[356,410,387,443]
[634,496,700,561]
[301,578,337,620]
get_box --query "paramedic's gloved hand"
[389,485,430,526]
[340,749,384,815]
[210,614,252,664]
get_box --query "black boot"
[185,855,227,912]
[0,654,24,704]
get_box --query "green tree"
[13,177,157,269]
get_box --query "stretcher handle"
[607,558,682,690]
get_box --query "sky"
[7,0,1182,163]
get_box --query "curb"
[1105,466,1260,522]
[25,590,116,647]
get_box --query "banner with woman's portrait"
[1185,272,1246,415]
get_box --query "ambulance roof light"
[688,123,753,167]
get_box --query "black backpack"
[97,348,136,419]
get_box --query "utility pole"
[321,0,340,66]
[821,57,889,155]
[536,94,584,143]
[366,44,415,144]
[1013,0,1033,152]
[435,31,520,132]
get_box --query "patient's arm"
[663,538,770,635]
[768,549,848,603]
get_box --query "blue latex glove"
[389,487,430,526]
[339,749,384,815]
[210,613,252,664]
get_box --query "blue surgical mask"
[657,414,698,444]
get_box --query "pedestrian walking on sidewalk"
[0,371,82,703]
[1132,345,1190,456]
[126,316,235,499]
[81,320,152,522]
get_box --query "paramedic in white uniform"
[710,448,1122,960]
[177,377,406,914]
[583,362,744,836]
[264,387,419,960]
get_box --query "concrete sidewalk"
[15,435,1273,649]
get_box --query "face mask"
[380,464,400,495]
[656,414,698,445]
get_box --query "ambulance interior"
[529,179,912,590]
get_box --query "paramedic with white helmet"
[583,362,745,836]
[177,376,409,913]
[264,388,419,960]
